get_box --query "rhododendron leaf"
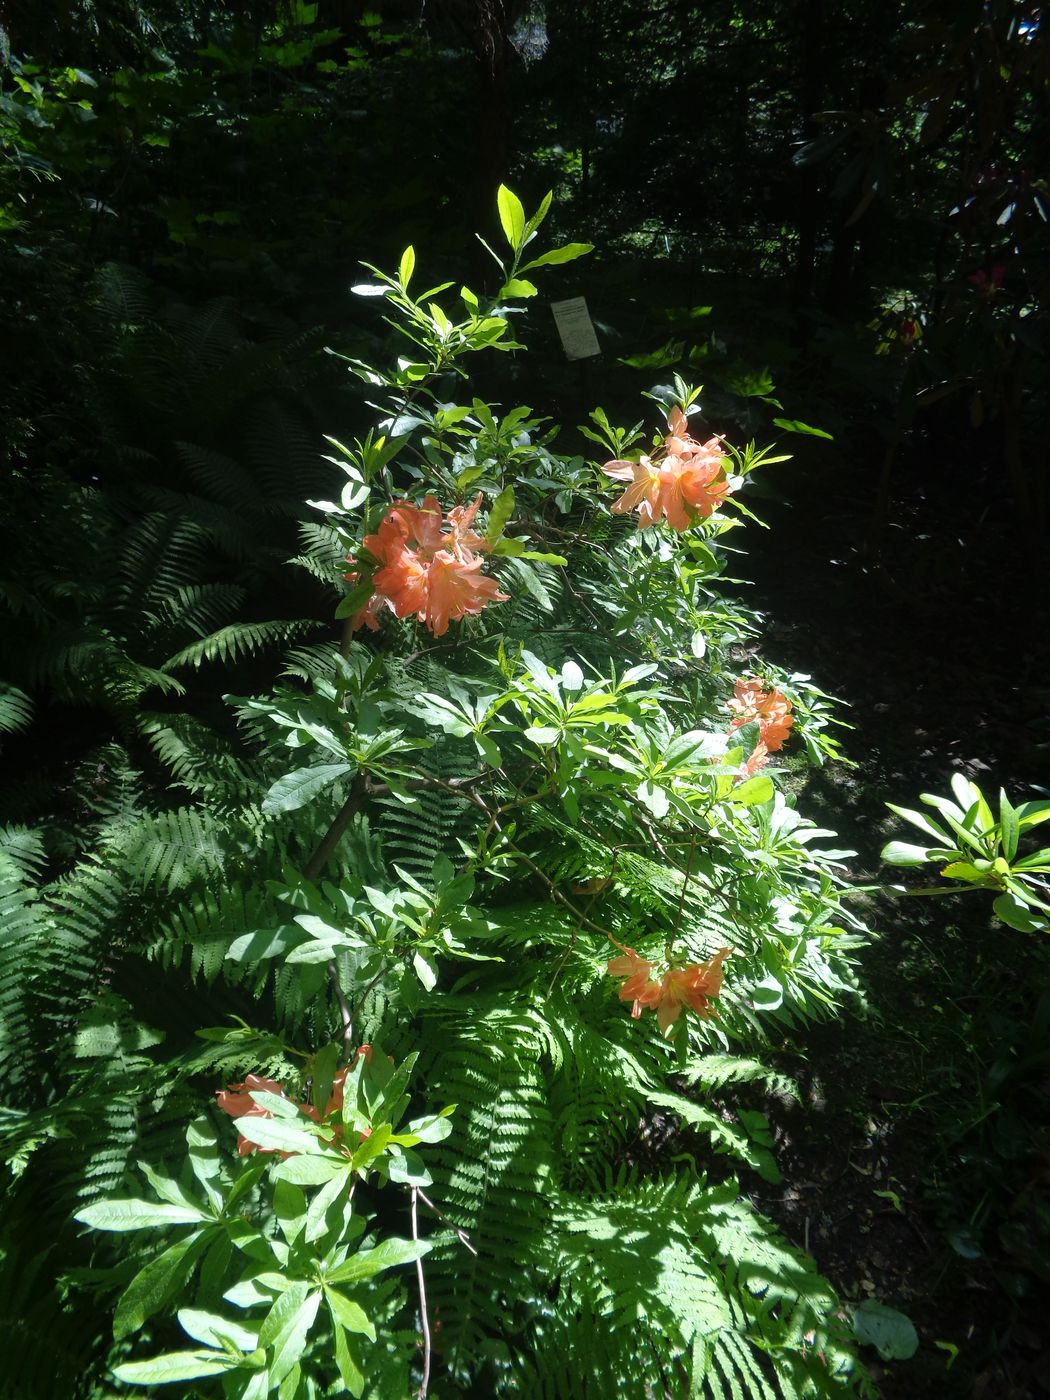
[332,1318,365,1397]
[273,1155,346,1187]
[1018,799,1050,830]
[326,1289,376,1341]
[114,1230,215,1339]
[233,1117,325,1155]
[486,484,515,542]
[262,763,353,816]
[561,660,584,691]
[940,861,985,883]
[880,841,936,866]
[521,242,592,270]
[265,1286,321,1384]
[525,726,560,745]
[731,775,774,806]
[413,951,437,991]
[522,188,553,238]
[309,1042,340,1116]
[398,245,415,288]
[771,417,833,439]
[994,893,1043,932]
[999,789,1020,862]
[113,1351,242,1384]
[885,802,952,844]
[325,1238,430,1286]
[636,780,669,819]
[76,1199,207,1230]
[178,1307,260,1353]
[496,185,526,249]
[502,277,538,298]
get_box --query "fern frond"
[163,618,319,672]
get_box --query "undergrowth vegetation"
[0,191,879,1398]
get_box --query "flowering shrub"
[72,190,873,1399]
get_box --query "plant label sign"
[551,297,600,360]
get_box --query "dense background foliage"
[1,2,1048,1397]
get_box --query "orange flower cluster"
[216,1048,375,1158]
[603,407,732,531]
[607,946,731,1035]
[726,677,794,775]
[346,494,508,638]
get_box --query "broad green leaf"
[880,840,935,867]
[521,242,593,270]
[413,951,438,991]
[502,277,538,298]
[178,1308,259,1352]
[261,764,353,816]
[487,484,516,543]
[233,1115,325,1155]
[261,1285,320,1385]
[398,245,415,288]
[326,1289,376,1341]
[885,802,951,844]
[114,1230,214,1340]
[324,1237,430,1286]
[999,789,1019,862]
[852,1300,919,1360]
[272,1155,346,1186]
[496,185,526,250]
[940,861,985,882]
[75,1200,205,1231]
[113,1351,241,1385]
[730,775,774,806]
[993,893,1043,932]
[1018,799,1050,830]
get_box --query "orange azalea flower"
[651,948,731,1035]
[727,677,794,754]
[603,407,733,532]
[348,493,507,638]
[607,947,661,1019]
[216,1074,296,1158]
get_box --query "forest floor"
[736,456,1050,1399]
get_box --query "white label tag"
[551,296,600,360]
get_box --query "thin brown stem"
[417,1189,479,1256]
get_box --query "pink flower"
[215,1075,296,1158]
[607,948,662,1019]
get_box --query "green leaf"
[178,1308,259,1352]
[261,764,353,816]
[260,1285,320,1385]
[233,1116,326,1156]
[112,1351,242,1385]
[999,790,1018,861]
[487,485,515,543]
[324,1237,430,1286]
[993,893,1042,932]
[326,1289,376,1341]
[413,951,437,991]
[114,1231,214,1340]
[880,840,935,867]
[75,1200,205,1231]
[730,775,774,806]
[772,417,833,439]
[521,242,593,270]
[496,185,526,250]
[852,1299,919,1360]
[399,245,415,288]
[1018,800,1050,830]
[272,1155,347,1186]
[501,277,538,298]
